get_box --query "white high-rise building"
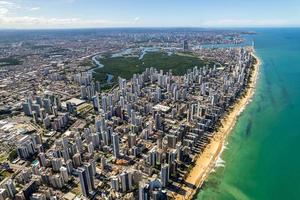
[60,167,69,183]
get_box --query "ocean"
[196,28,300,200]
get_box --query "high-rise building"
[51,158,62,172]
[4,179,16,198]
[167,134,177,148]
[36,96,43,107]
[119,172,132,192]
[138,181,149,200]
[92,93,100,111]
[43,116,51,129]
[100,156,106,169]
[22,181,37,200]
[160,164,169,187]
[58,167,68,184]
[75,136,83,153]
[43,99,52,114]
[183,40,189,51]
[101,95,107,112]
[87,142,94,154]
[112,133,120,158]
[22,102,32,116]
[131,111,136,125]
[32,104,41,118]
[37,153,47,167]
[91,133,100,148]
[80,86,87,99]
[78,165,93,197]
[72,153,82,168]
[17,136,37,160]
[66,159,73,174]
[61,149,70,162]
[156,87,162,101]
[84,163,95,190]
[128,133,136,148]
[155,113,162,130]
[110,176,119,191]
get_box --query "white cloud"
[29,7,40,11]
[0,15,140,28]
[0,7,8,15]
[64,0,76,3]
[0,1,138,28]
[0,0,19,10]
[0,0,19,16]
[0,1,290,28]
[202,19,289,27]
[133,17,140,25]
[0,1,14,6]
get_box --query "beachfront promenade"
[174,52,260,200]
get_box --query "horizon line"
[0,26,300,31]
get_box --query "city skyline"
[0,28,258,199]
[0,1,300,199]
[0,0,299,29]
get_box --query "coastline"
[174,50,261,200]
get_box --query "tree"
[8,150,18,162]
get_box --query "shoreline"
[174,50,261,200]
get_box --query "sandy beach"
[174,51,261,200]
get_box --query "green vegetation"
[93,51,215,86]
[8,150,18,162]
[0,57,21,67]
[0,153,7,162]
[32,45,53,49]
[80,58,96,67]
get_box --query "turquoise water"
[196,28,300,200]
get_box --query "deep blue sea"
[196,28,300,200]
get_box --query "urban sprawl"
[0,29,255,200]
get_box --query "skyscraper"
[22,102,32,116]
[78,166,92,197]
[60,167,69,183]
[138,181,149,200]
[110,176,119,191]
[160,164,169,187]
[120,171,132,192]
[92,93,100,111]
[112,133,120,158]
[183,40,189,51]
[84,163,95,190]
[128,133,137,148]
[51,158,62,172]
[37,153,47,167]
[4,179,16,198]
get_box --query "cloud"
[0,16,140,28]
[202,19,289,27]
[0,1,138,28]
[133,17,140,24]
[0,1,289,28]
[0,0,19,16]
[29,7,40,11]
[0,7,8,15]
[64,0,76,3]
[0,1,14,6]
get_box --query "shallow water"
[196,28,300,200]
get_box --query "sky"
[0,0,299,29]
